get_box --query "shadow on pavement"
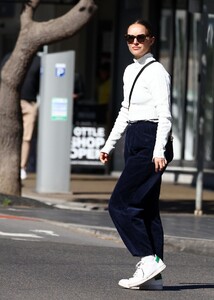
[160,199,214,215]
[163,283,214,291]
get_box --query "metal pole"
[195,171,203,215]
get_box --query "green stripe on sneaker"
[155,255,160,263]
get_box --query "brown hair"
[132,19,154,37]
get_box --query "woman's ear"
[150,36,155,46]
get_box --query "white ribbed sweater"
[101,53,172,158]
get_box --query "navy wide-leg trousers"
[109,121,166,259]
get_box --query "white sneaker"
[20,168,27,180]
[131,274,163,290]
[118,255,166,289]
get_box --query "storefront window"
[204,14,214,161]
[159,9,172,71]
[155,0,214,172]
[159,1,214,165]
[160,8,188,161]
[185,13,201,160]
[172,10,187,160]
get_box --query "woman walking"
[100,19,173,290]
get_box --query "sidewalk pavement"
[21,173,214,212]
[4,173,214,256]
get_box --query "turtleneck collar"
[133,52,154,65]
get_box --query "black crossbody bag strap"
[128,60,157,109]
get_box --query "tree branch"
[1,0,97,90]
[21,0,40,25]
[31,0,97,45]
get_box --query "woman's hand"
[100,152,109,164]
[153,157,167,172]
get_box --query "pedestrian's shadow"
[164,283,214,291]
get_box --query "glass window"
[160,8,189,160]
[172,10,187,160]
[159,9,172,71]
[204,14,214,161]
[185,13,201,160]
[160,0,214,168]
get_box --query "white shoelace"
[133,261,144,278]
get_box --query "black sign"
[71,125,105,166]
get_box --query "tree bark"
[0,0,97,196]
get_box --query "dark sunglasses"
[124,34,149,44]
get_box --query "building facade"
[0,0,214,184]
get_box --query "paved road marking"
[0,231,43,238]
[0,214,40,221]
[30,230,59,236]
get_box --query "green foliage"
[2,197,12,207]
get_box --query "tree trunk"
[0,0,97,196]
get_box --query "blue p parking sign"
[55,63,66,77]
